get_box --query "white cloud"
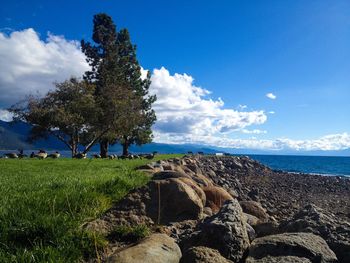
[266,92,277,100]
[148,67,267,136]
[269,111,275,114]
[0,28,89,107]
[0,109,13,121]
[238,104,247,110]
[154,132,350,151]
[241,129,267,134]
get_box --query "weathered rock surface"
[182,200,250,262]
[279,204,350,263]
[247,232,337,263]
[107,233,182,263]
[180,246,232,263]
[147,179,204,224]
[177,177,206,206]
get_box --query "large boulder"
[246,232,338,263]
[86,178,204,230]
[146,179,204,224]
[279,204,350,263]
[180,246,232,263]
[107,233,182,263]
[182,200,250,262]
[239,201,269,222]
[202,186,234,213]
[177,177,206,206]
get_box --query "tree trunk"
[71,142,78,158]
[122,142,129,156]
[100,139,109,158]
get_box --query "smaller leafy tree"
[9,78,108,157]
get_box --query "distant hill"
[0,120,349,156]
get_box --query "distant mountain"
[0,120,218,154]
[0,120,67,150]
[0,120,349,156]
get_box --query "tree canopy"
[9,78,109,157]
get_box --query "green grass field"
[0,155,182,262]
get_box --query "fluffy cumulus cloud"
[154,132,350,151]
[266,92,277,99]
[0,28,89,107]
[147,67,267,136]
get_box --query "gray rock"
[254,221,279,237]
[279,204,350,263]
[247,232,337,263]
[182,200,250,262]
[246,223,257,242]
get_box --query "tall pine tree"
[82,14,156,157]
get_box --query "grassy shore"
[0,155,181,262]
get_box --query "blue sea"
[246,154,350,177]
[1,150,349,177]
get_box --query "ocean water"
[246,154,350,177]
[1,150,349,177]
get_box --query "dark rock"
[181,200,249,262]
[253,221,279,237]
[247,232,337,263]
[279,204,350,263]
[246,223,257,242]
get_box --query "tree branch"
[48,130,72,150]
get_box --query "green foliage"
[0,155,182,262]
[116,29,157,155]
[108,224,150,243]
[82,13,157,157]
[8,78,105,157]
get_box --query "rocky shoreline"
[84,155,350,263]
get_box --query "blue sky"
[0,0,349,151]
